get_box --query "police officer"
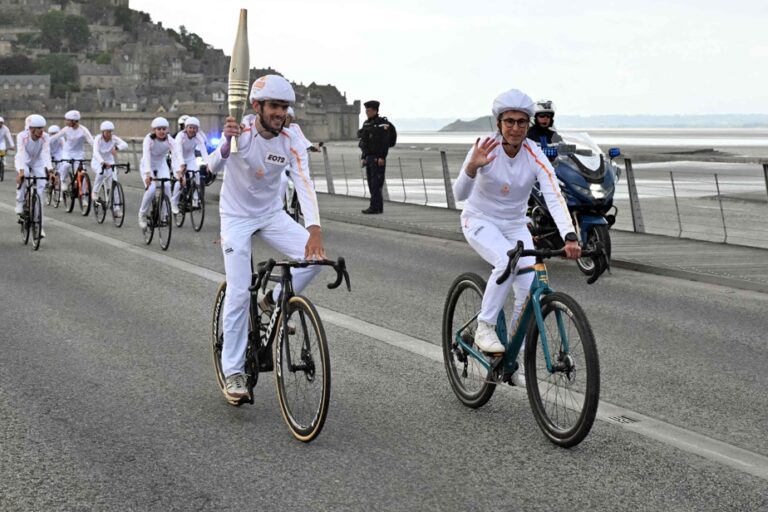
[526,100,562,146]
[358,100,396,214]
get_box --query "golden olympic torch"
[228,8,250,153]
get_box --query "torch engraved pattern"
[228,9,249,153]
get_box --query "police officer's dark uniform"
[358,100,396,214]
[526,123,560,146]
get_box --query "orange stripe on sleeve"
[523,142,570,217]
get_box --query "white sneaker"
[224,372,249,403]
[15,203,23,214]
[114,206,122,217]
[40,229,46,238]
[171,203,180,215]
[475,321,505,353]
[138,213,148,229]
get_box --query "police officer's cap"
[364,100,380,110]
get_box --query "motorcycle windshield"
[559,132,603,172]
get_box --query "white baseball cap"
[48,125,61,134]
[184,116,200,127]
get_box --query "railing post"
[382,163,390,202]
[669,171,682,237]
[714,173,727,243]
[321,146,335,194]
[624,158,645,233]
[763,162,768,202]
[418,158,429,205]
[398,157,407,203]
[340,154,349,195]
[440,151,456,209]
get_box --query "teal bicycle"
[442,241,608,447]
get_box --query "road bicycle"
[211,257,351,442]
[93,163,130,227]
[0,149,6,181]
[44,167,61,207]
[18,173,48,251]
[60,159,92,216]
[172,169,205,231]
[282,170,302,223]
[442,241,608,447]
[142,172,173,250]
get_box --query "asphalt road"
[1,179,767,511]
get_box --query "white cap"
[48,124,60,134]
[0,116,4,123]
[492,89,535,119]
[151,117,169,129]
[287,107,295,117]
[64,110,81,121]
[178,114,189,126]
[28,114,46,128]
[249,75,295,103]
[100,120,115,131]
[184,116,200,127]
[24,115,32,128]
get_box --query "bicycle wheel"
[0,159,4,181]
[142,199,155,245]
[31,190,43,251]
[94,184,107,224]
[157,195,172,250]
[525,292,600,448]
[65,175,75,213]
[190,183,205,232]
[53,178,62,208]
[44,181,53,206]
[19,195,30,245]
[442,272,496,408]
[79,172,92,216]
[275,295,330,442]
[112,182,125,228]
[174,183,186,228]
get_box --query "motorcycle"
[528,132,621,275]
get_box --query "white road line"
[3,201,768,482]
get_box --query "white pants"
[461,214,535,330]
[139,181,171,216]
[171,170,201,208]
[16,167,47,226]
[55,160,69,184]
[93,167,118,199]
[220,210,322,377]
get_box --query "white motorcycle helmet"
[64,110,81,121]
[177,114,189,128]
[151,117,169,129]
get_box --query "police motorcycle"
[528,132,621,275]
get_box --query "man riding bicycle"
[452,89,581,383]
[209,74,326,404]
[49,110,94,194]
[91,120,128,211]
[15,114,52,237]
[171,116,210,215]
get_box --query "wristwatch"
[564,232,578,242]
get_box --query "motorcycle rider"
[527,100,562,146]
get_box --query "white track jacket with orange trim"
[15,130,52,172]
[49,125,94,160]
[453,134,574,239]
[209,114,320,227]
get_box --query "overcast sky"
[129,0,767,120]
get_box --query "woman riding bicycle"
[14,114,52,236]
[209,74,326,404]
[138,117,181,229]
[49,110,94,192]
[91,121,128,211]
[170,116,210,215]
[452,89,581,373]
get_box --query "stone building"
[0,75,50,100]
[77,62,122,90]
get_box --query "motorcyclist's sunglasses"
[535,113,553,119]
[500,117,529,128]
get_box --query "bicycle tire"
[524,292,600,448]
[174,182,186,228]
[20,193,30,245]
[79,172,92,216]
[31,190,43,250]
[112,182,125,228]
[94,183,107,224]
[0,159,4,181]
[442,272,496,408]
[65,174,75,213]
[53,178,62,208]
[275,295,330,442]
[44,180,53,206]
[142,198,155,245]
[157,195,172,250]
[190,183,205,232]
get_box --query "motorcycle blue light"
[609,147,621,158]
[544,147,558,158]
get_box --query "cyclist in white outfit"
[0,116,15,168]
[15,115,52,236]
[91,121,128,210]
[49,110,94,193]
[171,116,209,214]
[453,89,581,383]
[209,74,325,403]
[138,117,180,229]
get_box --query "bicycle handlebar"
[496,240,610,286]
[250,257,351,294]
[98,163,131,175]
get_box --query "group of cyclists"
[3,75,581,406]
